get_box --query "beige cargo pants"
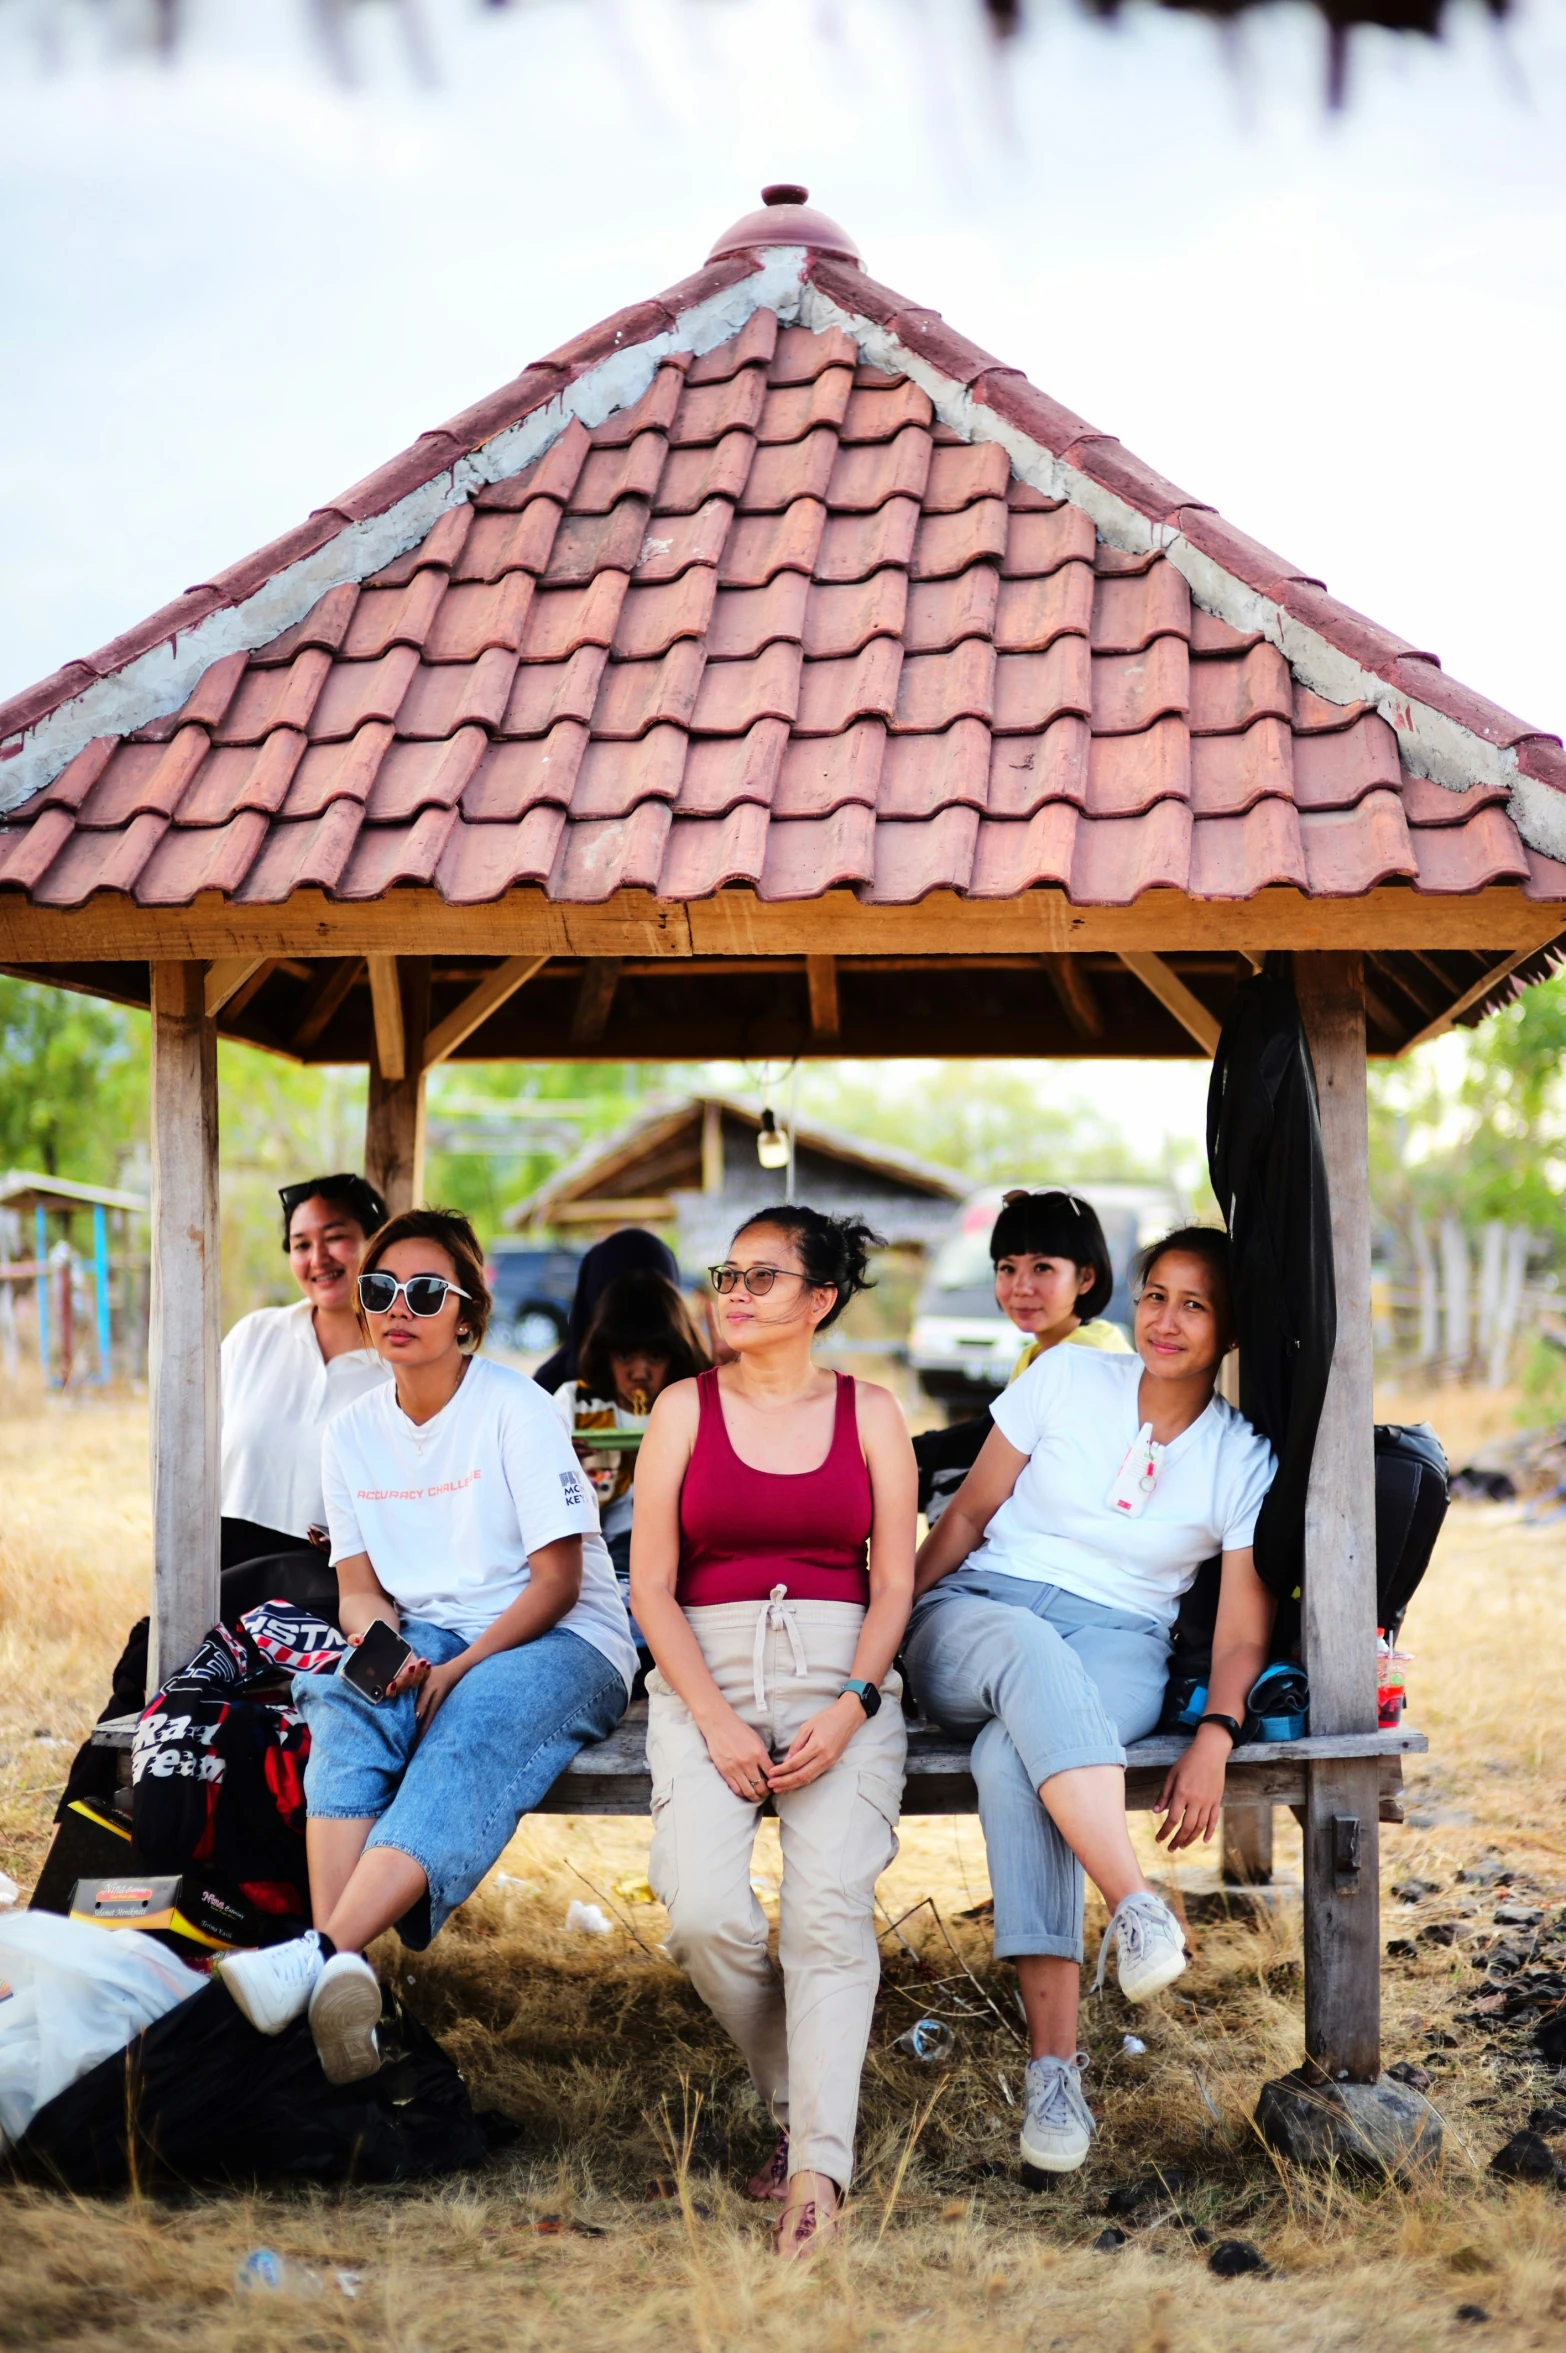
[646,1590,908,2189]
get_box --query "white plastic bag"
[0,1913,204,2151]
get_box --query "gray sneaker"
[1019,2052,1094,2174]
[1094,1890,1188,2003]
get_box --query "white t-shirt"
[221,1300,389,1540]
[322,1353,637,1689]
[969,1345,1275,1631]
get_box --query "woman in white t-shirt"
[215,1208,636,2087]
[219,1173,390,1573]
[904,1227,1276,2179]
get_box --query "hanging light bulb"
[756,1107,790,1170]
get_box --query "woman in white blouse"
[219,1174,390,1572]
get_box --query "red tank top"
[676,1368,873,1607]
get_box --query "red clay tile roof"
[2,225,1563,913]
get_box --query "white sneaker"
[1020,2052,1095,2174]
[1095,1891,1188,2003]
[308,1952,383,2084]
[215,1931,325,2034]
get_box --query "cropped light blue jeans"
[293,1617,627,1945]
[904,1567,1169,1961]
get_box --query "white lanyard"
[1106,1421,1165,1519]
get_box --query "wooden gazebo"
[3,187,1561,2093]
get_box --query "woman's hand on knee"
[698,1706,775,1802]
[1153,1725,1230,1850]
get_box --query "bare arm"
[334,1551,400,1643]
[912,1423,1031,1596]
[768,1379,916,1791]
[1155,1545,1276,1850]
[629,1381,777,1799]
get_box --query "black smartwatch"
[842,1678,881,1718]
[1197,1712,1243,1747]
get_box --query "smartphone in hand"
[340,1617,415,1703]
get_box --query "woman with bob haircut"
[631,1206,916,2258]
[989,1188,1129,1381]
[215,1207,635,2085]
[905,1227,1275,2180]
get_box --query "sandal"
[746,2131,790,2201]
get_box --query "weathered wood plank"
[366,954,407,1083]
[1302,1756,1382,2080]
[365,958,429,1213]
[806,954,840,1040]
[203,954,269,1019]
[569,959,623,1047]
[423,953,550,1067]
[1297,953,1379,1735]
[148,962,220,1689]
[1297,951,1382,2081]
[1220,1802,1275,1885]
[1118,950,1222,1053]
[0,885,1557,966]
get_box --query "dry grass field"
[4,1376,1566,2351]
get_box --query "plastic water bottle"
[236,2251,324,2297]
[894,2018,956,2062]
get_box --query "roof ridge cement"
[794,271,1566,865]
[0,248,808,815]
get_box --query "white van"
[908,1182,1184,1418]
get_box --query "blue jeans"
[904,1569,1169,1962]
[293,1617,627,1945]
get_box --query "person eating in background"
[531,1228,681,1394]
[219,1173,390,1575]
[553,1269,710,1636]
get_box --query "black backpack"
[1161,1421,1449,1726]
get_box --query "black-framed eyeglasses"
[708,1264,811,1297]
[356,1272,471,1318]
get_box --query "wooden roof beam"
[806,954,840,1042]
[570,960,622,1048]
[423,954,550,1068]
[1117,952,1221,1055]
[1042,954,1103,1042]
[204,955,271,1020]
[1400,942,1555,1054]
[288,957,363,1055]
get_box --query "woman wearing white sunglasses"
[215,1208,635,2085]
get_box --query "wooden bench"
[533,1700,1426,1825]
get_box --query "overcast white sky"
[2,0,1561,1160]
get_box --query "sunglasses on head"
[356,1272,471,1318]
[708,1264,811,1296]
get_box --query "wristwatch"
[1197,1712,1243,1746]
[842,1678,882,1718]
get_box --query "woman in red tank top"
[632,1206,915,2258]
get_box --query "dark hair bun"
[733,1205,884,1330]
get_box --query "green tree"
[0,979,147,1181]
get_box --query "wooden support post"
[1221,1802,1275,1885]
[570,959,622,1049]
[365,958,430,1214]
[806,954,840,1042]
[148,961,220,1690]
[1297,951,1382,2082]
[701,1098,724,1196]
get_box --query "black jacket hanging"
[1206,961,1336,1604]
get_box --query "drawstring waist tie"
[752,1584,809,1709]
